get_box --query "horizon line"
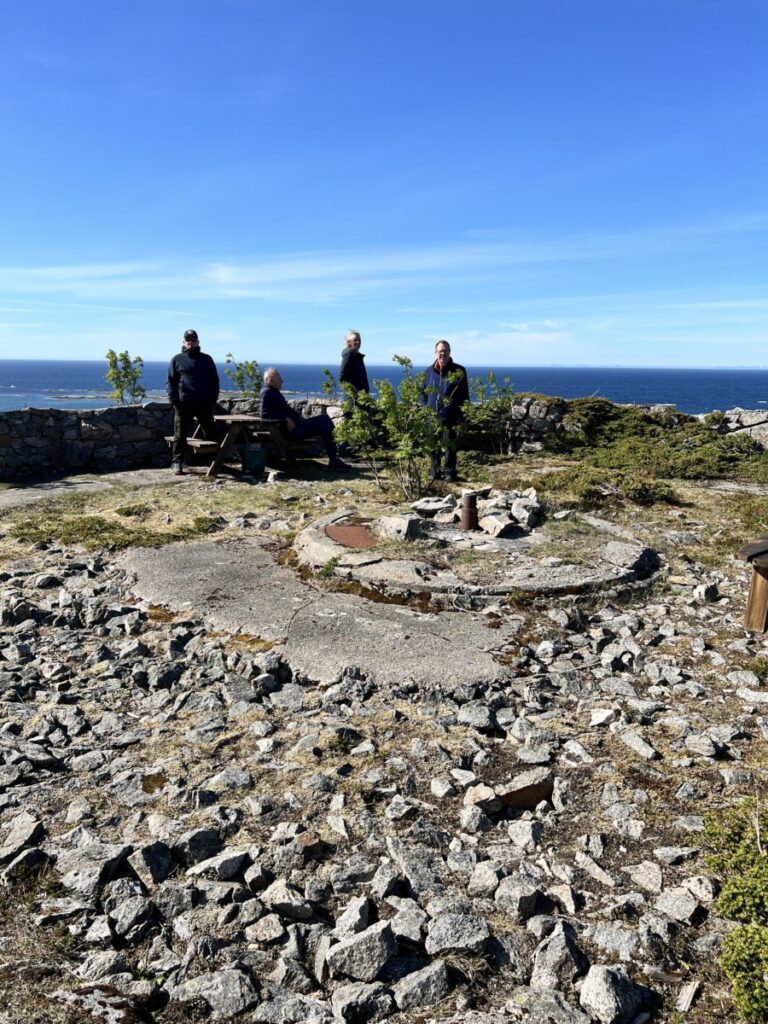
[2,358,768,371]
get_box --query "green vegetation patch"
[550,398,768,483]
[10,511,219,550]
[705,798,768,1021]
[513,464,678,510]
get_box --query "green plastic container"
[242,444,266,474]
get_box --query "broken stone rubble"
[0,521,763,1024]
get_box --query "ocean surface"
[1,359,768,415]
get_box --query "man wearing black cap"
[167,329,220,474]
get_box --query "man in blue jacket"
[259,367,348,470]
[423,339,470,482]
[166,329,220,474]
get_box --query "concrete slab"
[119,536,521,687]
[0,469,185,509]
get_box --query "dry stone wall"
[0,404,174,481]
[1,395,761,480]
[0,399,344,481]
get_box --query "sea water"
[1,360,768,415]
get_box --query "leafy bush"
[705,799,768,882]
[105,349,146,405]
[331,356,447,499]
[225,353,261,399]
[462,372,517,454]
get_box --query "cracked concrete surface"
[119,536,522,687]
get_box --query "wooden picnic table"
[209,415,290,478]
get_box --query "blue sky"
[0,0,766,367]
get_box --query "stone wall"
[0,404,175,481]
[0,398,344,481]
[504,395,569,453]
[2,395,761,481]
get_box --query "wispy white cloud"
[0,216,765,364]
[1,212,765,307]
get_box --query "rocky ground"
[0,468,766,1024]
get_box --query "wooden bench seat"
[164,435,221,452]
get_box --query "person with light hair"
[339,330,369,394]
[259,367,347,471]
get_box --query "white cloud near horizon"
[0,215,765,365]
[0,211,766,306]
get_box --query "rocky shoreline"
[0,486,764,1023]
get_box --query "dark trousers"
[291,414,337,459]
[172,402,217,462]
[431,424,459,477]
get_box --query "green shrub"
[462,372,517,454]
[705,799,768,1020]
[722,924,768,1022]
[225,353,261,399]
[11,512,219,550]
[620,474,677,506]
[704,799,768,880]
[718,860,768,925]
[328,357,447,499]
[532,465,676,509]
[546,397,767,484]
[105,349,146,405]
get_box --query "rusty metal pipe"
[461,490,479,531]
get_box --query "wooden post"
[745,554,768,632]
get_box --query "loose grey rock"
[334,896,374,938]
[507,820,543,853]
[588,921,640,962]
[495,875,544,923]
[579,965,646,1024]
[261,878,313,921]
[331,981,394,1024]
[496,768,554,810]
[128,842,172,887]
[654,887,701,924]
[326,921,397,982]
[619,731,660,760]
[56,842,131,897]
[468,861,501,899]
[173,827,223,867]
[393,959,451,1010]
[621,861,663,894]
[425,912,490,955]
[387,897,427,944]
[530,923,587,990]
[170,968,259,1017]
[186,848,249,881]
[507,986,591,1024]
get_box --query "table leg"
[268,424,293,464]
[206,425,241,478]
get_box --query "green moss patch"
[705,798,768,1020]
[10,511,219,550]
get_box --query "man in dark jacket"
[166,329,220,474]
[339,330,369,393]
[422,339,470,482]
[259,367,347,470]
